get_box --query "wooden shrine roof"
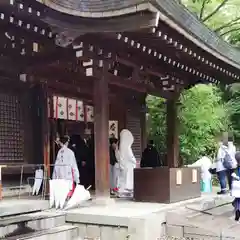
[39,0,240,72]
[0,0,240,99]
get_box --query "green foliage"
[147,84,229,165]
[179,84,229,164]
[180,0,240,45]
[147,96,166,153]
[222,83,240,145]
[179,0,240,149]
[147,0,240,163]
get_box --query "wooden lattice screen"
[0,92,24,163]
[126,112,142,162]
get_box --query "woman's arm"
[71,151,80,184]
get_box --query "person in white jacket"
[118,129,136,197]
[52,136,80,184]
[216,138,237,194]
[226,136,237,190]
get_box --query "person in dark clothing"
[70,132,92,189]
[141,140,161,168]
[109,137,119,194]
[76,130,96,189]
[87,133,95,190]
[70,134,82,183]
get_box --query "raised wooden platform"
[134,167,201,203]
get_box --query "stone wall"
[166,224,223,239]
[67,213,166,240]
[166,222,239,239]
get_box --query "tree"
[179,84,229,163]
[180,0,240,145]
[220,84,240,145]
[147,84,229,164]
[180,0,240,45]
[147,96,166,153]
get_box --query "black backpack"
[223,148,235,169]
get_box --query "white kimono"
[115,148,122,188]
[118,129,136,193]
[52,145,80,184]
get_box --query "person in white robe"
[115,144,122,190]
[118,129,136,197]
[52,136,80,184]
[188,156,212,192]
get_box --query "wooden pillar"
[94,72,110,198]
[140,95,147,151]
[40,84,50,181]
[166,96,179,168]
[140,112,147,151]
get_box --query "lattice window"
[0,93,24,162]
[126,113,142,162]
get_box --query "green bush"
[147,84,230,165]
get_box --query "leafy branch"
[199,0,210,20]
[214,18,240,33]
[202,0,229,22]
[220,27,240,37]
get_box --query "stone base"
[94,196,115,206]
[65,194,209,240]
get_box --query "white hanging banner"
[53,96,68,119]
[47,97,51,118]
[53,96,86,121]
[76,100,84,121]
[56,96,67,119]
[85,105,94,122]
[67,98,77,120]
[53,96,58,119]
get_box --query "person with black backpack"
[216,137,237,194]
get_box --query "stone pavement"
[166,195,240,239]
[0,193,237,239]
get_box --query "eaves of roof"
[38,0,240,71]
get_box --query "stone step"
[5,225,79,240]
[183,215,238,238]
[166,197,239,239]
[0,200,49,218]
[0,211,66,238]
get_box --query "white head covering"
[118,129,136,192]
[119,129,134,150]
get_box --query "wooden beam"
[80,35,185,90]
[79,43,172,98]
[103,33,191,82]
